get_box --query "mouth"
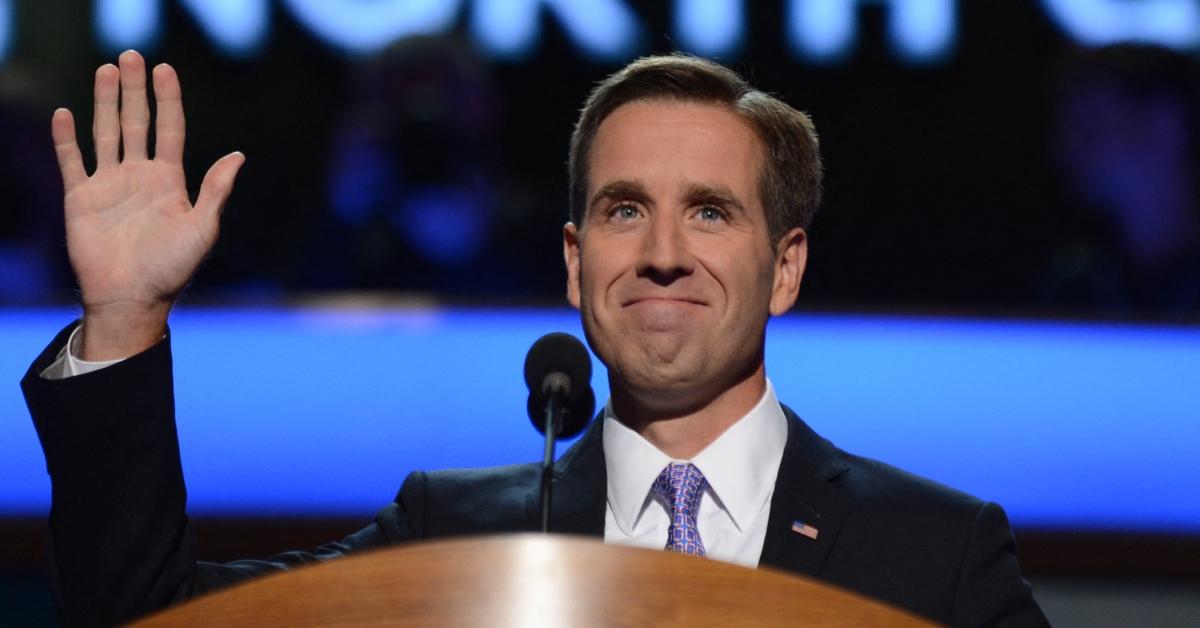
[621,296,707,307]
[620,297,706,332]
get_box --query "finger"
[52,109,87,192]
[195,152,246,218]
[118,50,151,161]
[152,64,185,164]
[92,64,120,168]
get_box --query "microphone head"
[527,384,595,439]
[524,332,595,437]
[524,332,592,398]
[561,386,595,438]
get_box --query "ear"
[769,227,807,316]
[563,222,582,310]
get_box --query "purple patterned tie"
[652,463,708,557]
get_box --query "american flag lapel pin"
[791,519,819,540]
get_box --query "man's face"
[564,100,806,412]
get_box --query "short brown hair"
[568,54,823,246]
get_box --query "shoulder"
[416,462,541,501]
[817,427,995,554]
[389,462,541,538]
[829,443,1045,625]
[780,404,986,521]
[380,418,606,541]
[831,448,1001,568]
[839,451,986,520]
[780,408,1041,622]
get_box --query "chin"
[617,359,714,408]
[638,334,693,365]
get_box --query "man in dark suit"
[24,51,1048,626]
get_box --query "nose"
[636,212,694,285]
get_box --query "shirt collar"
[602,379,788,535]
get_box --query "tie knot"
[652,462,707,519]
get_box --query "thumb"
[195,151,246,217]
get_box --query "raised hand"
[52,51,244,360]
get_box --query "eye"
[695,205,727,223]
[607,203,642,221]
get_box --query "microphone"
[524,332,594,439]
[523,333,596,532]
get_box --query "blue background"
[3,308,1197,533]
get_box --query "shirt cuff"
[40,325,128,380]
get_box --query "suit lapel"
[524,414,607,537]
[758,406,851,577]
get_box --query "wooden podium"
[132,535,939,626]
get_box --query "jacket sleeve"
[21,322,414,626]
[950,501,1050,628]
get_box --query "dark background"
[3,1,1195,319]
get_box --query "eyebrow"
[587,180,751,218]
[681,183,749,217]
[588,179,651,216]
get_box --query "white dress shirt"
[602,380,788,568]
[41,325,122,379]
[44,328,791,569]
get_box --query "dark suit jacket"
[23,323,1048,627]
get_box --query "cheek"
[578,247,624,302]
[701,245,774,295]
[575,260,624,370]
[718,259,777,329]
[574,256,613,337]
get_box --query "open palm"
[52,51,243,356]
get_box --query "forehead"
[587,100,765,209]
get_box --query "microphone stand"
[540,394,562,533]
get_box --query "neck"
[610,364,767,460]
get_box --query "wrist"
[80,302,170,361]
